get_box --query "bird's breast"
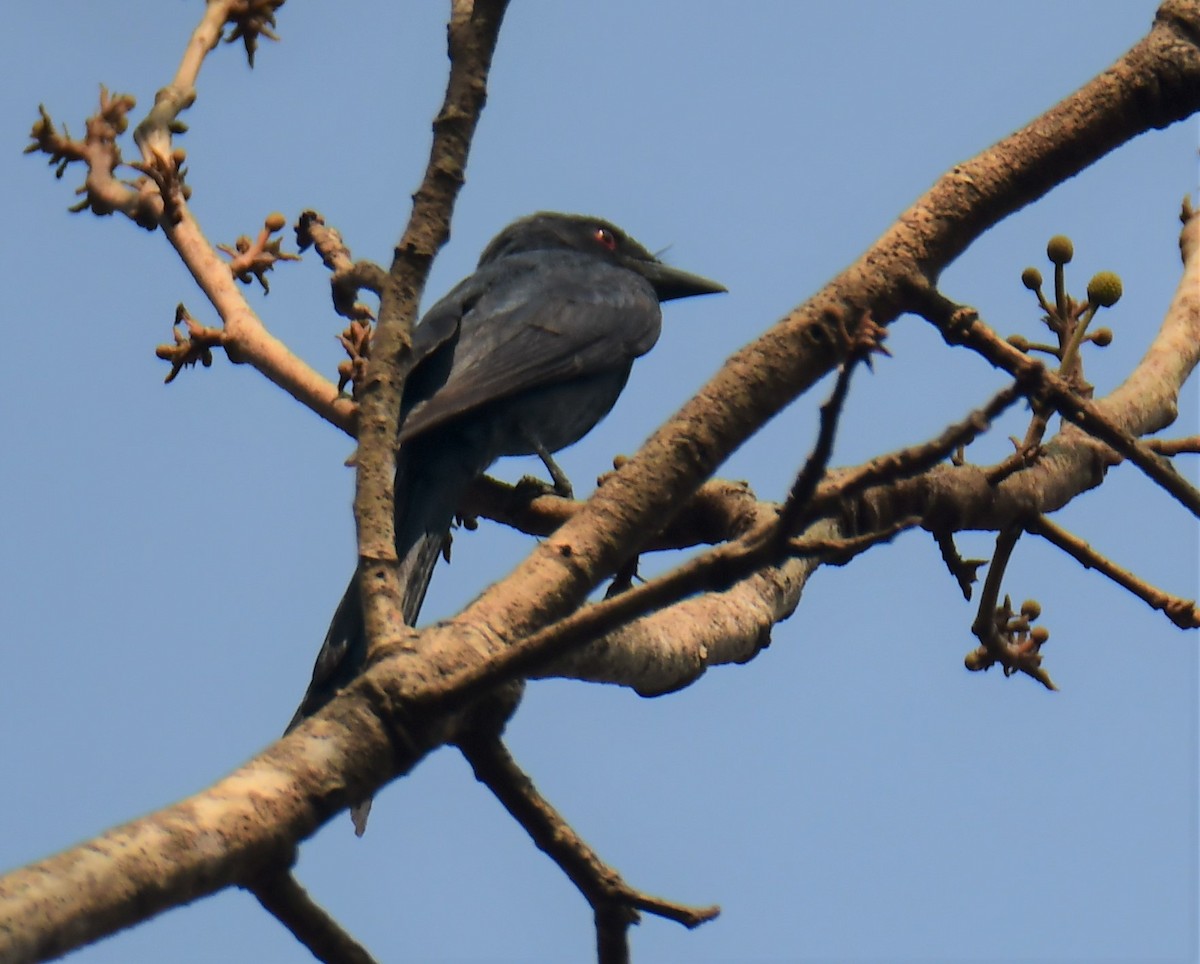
[482,366,634,458]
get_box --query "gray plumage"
[287,212,723,732]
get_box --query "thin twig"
[807,382,1024,519]
[250,872,379,964]
[1027,514,1200,629]
[775,311,888,540]
[456,732,719,961]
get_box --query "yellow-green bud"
[1020,599,1041,620]
[1090,327,1113,347]
[1021,267,1043,290]
[1007,334,1031,351]
[1046,235,1074,265]
[1086,271,1122,308]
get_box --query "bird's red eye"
[593,227,617,251]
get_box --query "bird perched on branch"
[287,212,724,739]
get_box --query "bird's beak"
[633,259,727,302]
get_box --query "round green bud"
[1090,327,1113,347]
[1046,235,1074,264]
[1020,599,1041,620]
[1086,271,1122,308]
[1021,267,1043,290]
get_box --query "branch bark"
[4,4,1199,963]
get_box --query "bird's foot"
[529,442,575,499]
[514,473,571,500]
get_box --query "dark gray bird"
[287,212,723,734]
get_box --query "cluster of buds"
[337,319,372,397]
[155,304,226,384]
[964,597,1056,690]
[218,212,300,292]
[1010,235,1123,391]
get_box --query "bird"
[286,212,724,740]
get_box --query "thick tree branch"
[421,1,1200,658]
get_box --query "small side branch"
[463,474,763,552]
[296,210,385,322]
[966,526,1057,689]
[774,310,890,540]
[808,382,1024,520]
[456,733,718,964]
[1027,514,1200,629]
[249,872,378,964]
[1146,434,1200,456]
[932,529,987,601]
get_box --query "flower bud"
[1046,235,1074,264]
[1086,271,1122,308]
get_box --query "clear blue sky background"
[2,3,1196,962]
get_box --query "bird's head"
[478,212,726,302]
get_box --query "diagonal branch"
[1027,514,1200,629]
[425,1,1200,658]
[425,381,1025,707]
[249,872,379,964]
[456,732,719,964]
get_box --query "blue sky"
[2,3,1196,961]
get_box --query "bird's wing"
[398,257,661,442]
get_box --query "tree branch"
[353,0,509,662]
[249,872,379,964]
[456,732,719,961]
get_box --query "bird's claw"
[514,474,571,500]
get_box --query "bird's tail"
[286,431,491,732]
[286,432,496,833]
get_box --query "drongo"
[287,212,724,732]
